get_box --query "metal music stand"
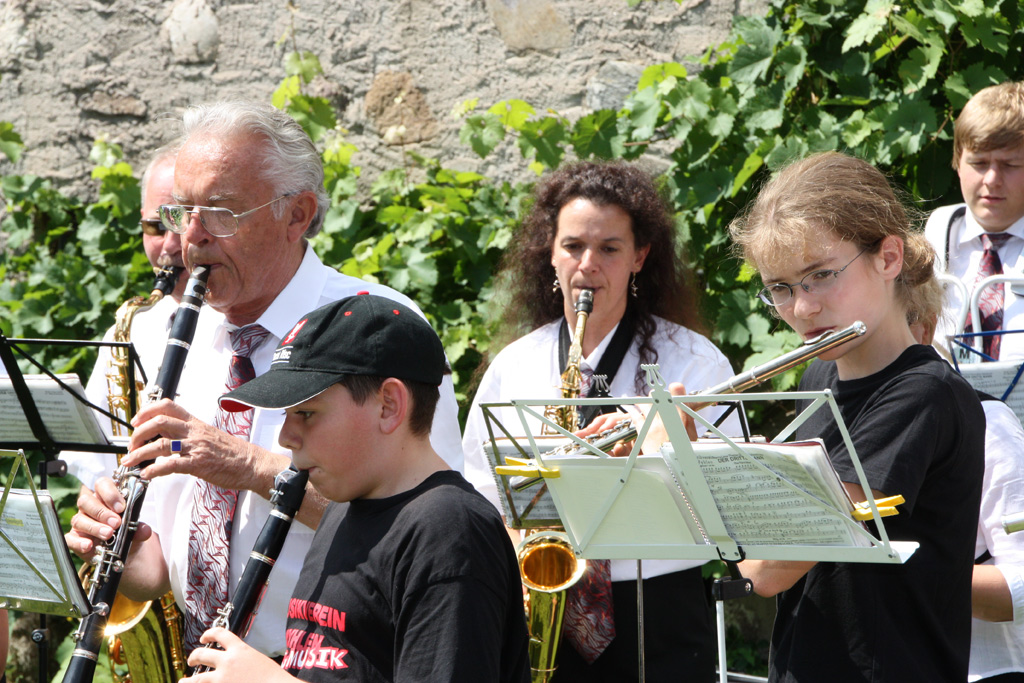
[484,364,917,683]
[0,332,138,682]
[0,449,90,617]
[944,275,1024,425]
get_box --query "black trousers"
[553,566,717,683]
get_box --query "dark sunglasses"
[141,218,168,237]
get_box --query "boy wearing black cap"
[184,294,530,683]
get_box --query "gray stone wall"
[0,0,766,198]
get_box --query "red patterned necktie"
[561,365,617,664]
[563,559,616,663]
[975,233,1012,360]
[183,323,271,652]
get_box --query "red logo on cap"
[357,290,369,295]
[282,319,308,344]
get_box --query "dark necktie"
[976,233,1012,360]
[183,323,271,652]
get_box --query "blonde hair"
[729,152,937,315]
[952,82,1024,168]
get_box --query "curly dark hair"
[486,160,705,392]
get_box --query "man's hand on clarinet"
[121,398,288,494]
[66,477,151,560]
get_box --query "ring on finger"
[170,439,183,454]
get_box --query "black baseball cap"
[219,293,446,413]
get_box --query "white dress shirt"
[462,316,741,582]
[63,295,224,487]
[969,399,1024,680]
[141,245,464,656]
[927,203,1024,361]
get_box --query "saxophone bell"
[517,532,586,683]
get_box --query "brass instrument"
[526,288,594,683]
[543,288,594,433]
[106,265,182,437]
[70,266,198,683]
[517,532,587,683]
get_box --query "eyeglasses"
[158,195,292,237]
[757,246,871,307]
[140,218,167,237]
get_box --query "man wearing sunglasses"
[67,101,464,662]
[138,145,188,301]
[64,144,201,489]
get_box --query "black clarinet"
[64,266,210,683]
[193,465,309,673]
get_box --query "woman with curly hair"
[462,160,737,682]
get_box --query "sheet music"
[484,436,566,527]
[0,489,90,615]
[683,440,868,547]
[958,361,1024,422]
[0,374,109,445]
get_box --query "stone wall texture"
[0,0,766,198]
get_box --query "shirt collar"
[217,243,328,342]
[960,210,1024,246]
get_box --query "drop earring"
[553,276,561,293]
[631,272,639,297]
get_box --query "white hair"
[139,142,180,209]
[179,101,329,237]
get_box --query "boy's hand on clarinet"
[183,628,297,683]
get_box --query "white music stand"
[485,364,916,683]
[943,275,1024,425]
[0,449,90,618]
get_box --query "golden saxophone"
[542,288,594,434]
[105,266,182,436]
[523,288,595,683]
[70,266,200,683]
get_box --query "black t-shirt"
[770,345,985,683]
[281,470,530,683]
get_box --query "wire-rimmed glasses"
[158,195,292,237]
[757,246,871,307]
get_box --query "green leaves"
[0,121,23,163]
[459,0,1022,400]
[284,50,324,84]
[272,52,336,142]
[0,138,145,375]
[842,0,896,52]
[459,112,505,158]
[729,16,783,84]
[898,43,943,93]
